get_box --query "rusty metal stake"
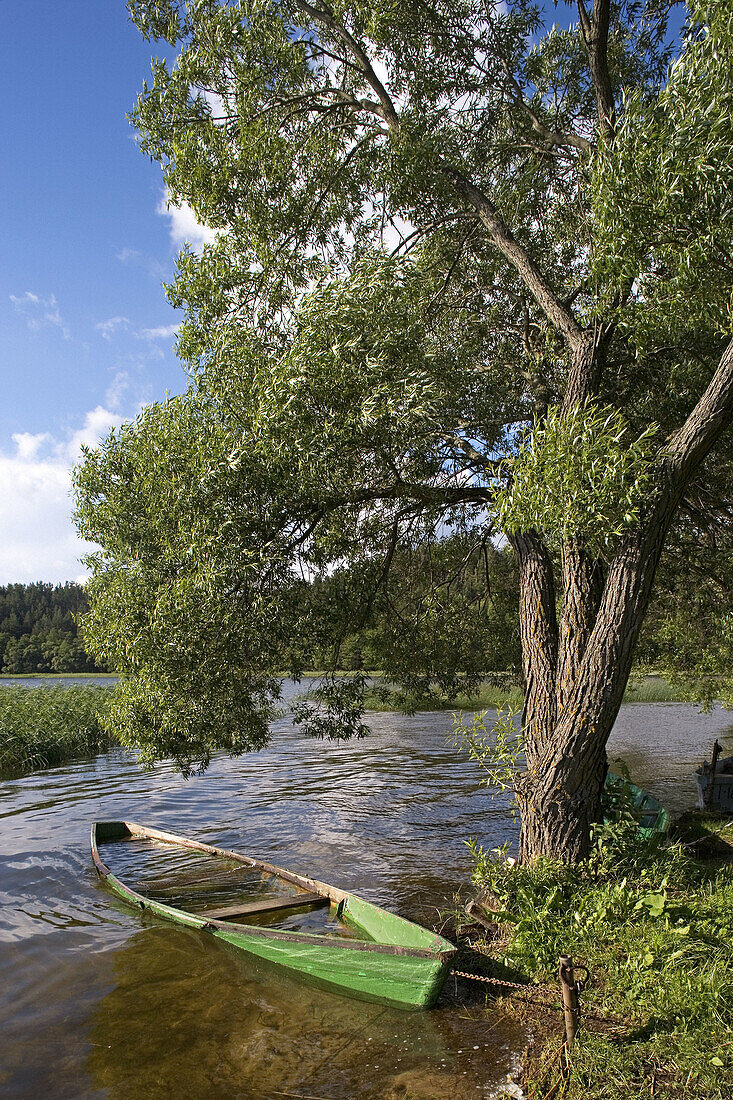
[559,955,580,1050]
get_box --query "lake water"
[1,682,732,1099]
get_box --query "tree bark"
[577,0,616,144]
[511,530,558,759]
[515,336,733,862]
[557,540,605,714]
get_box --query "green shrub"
[470,822,733,1098]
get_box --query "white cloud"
[12,432,50,461]
[104,371,130,412]
[96,315,130,340]
[200,88,228,127]
[380,213,417,253]
[64,406,124,463]
[0,409,124,585]
[116,247,141,263]
[137,323,180,340]
[157,188,218,252]
[102,368,153,414]
[10,291,70,340]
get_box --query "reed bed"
[0,685,117,775]
[622,676,682,703]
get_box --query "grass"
[464,815,733,1099]
[360,674,687,713]
[362,681,525,712]
[622,675,684,704]
[0,685,118,775]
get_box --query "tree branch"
[499,55,594,154]
[354,512,403,629]
[562,324,611,410]
[664,336,733,490]
[553,336,733,753]
[294,1,400,127]
[577,0,616,144]
[293,481,495,522]
[439,433,503,472]
[440,164,584,349]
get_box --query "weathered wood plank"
[203,892,329,920]
[121,822,349,903]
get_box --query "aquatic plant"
[0,686,117,774]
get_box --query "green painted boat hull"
[91,821,456,1010]
[604,772,670,838]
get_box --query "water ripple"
[0,695,731,1097]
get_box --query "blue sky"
[0,1,211,584]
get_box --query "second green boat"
[91,821,456,1010]
[603,772,670,837]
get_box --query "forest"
[0,546,726,692]
[0,583,105,674]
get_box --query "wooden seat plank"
[203,892,329,921]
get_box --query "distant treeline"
[0,583,106,674]
[285,540,523,685]
[1,532,720,689]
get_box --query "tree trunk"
[513,335,733,862]
[514,534,619,863]
[518,748,609,863]
[516,534,655,862]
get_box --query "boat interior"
[98,832,373,940]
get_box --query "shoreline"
[284,672,708,711]
[475,812,733,1099]
[0,670,714,710]
[0,671,113,679]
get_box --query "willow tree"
[75,0,733,862]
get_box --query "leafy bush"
[469,822,733,1098]
[496,402,657,555]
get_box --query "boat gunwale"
[604,772,670,835]
[695,763,733,810]
[90,821,457,962]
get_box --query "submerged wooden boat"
[603,772,670,837]
[696,757,733,812]
[91,821,456,1010]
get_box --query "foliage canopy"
[75,1,731,819]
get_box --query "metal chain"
[450,968,533,991]
[452,967,588,997]
[451,965,621,1028]
[451,968,579,1018]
